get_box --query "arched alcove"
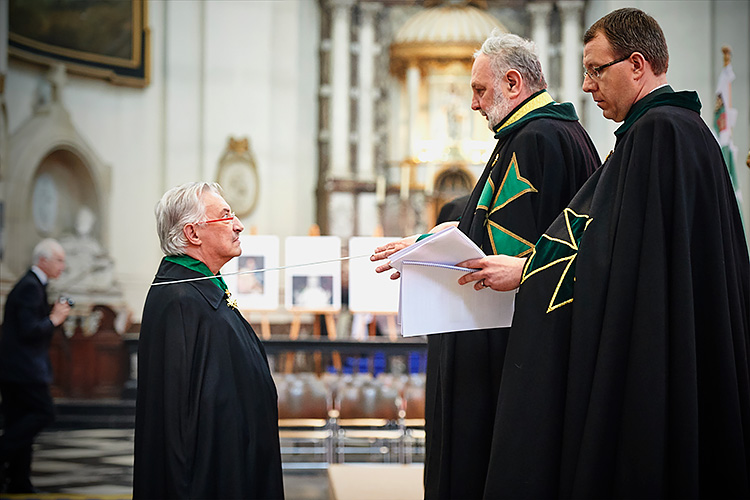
[31,148,101,240]
[5,96,111,285]
[432,163,475,224]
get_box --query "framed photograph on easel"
[347,237,400,314]
[284,235,342,312]
[222,235,280,311]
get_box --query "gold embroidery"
[521,208,593,313]
[489,152,537,215]
[225,290,239,310]
[496,92,555,133]
[486,220,535,257]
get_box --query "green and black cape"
[484,87,750,498]
[424,90,600,499]
[133,257,284,499]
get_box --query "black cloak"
[484,87,750,498]
[133,258,284,499]
[424,90,601,499]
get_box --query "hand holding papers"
[387,226,485,272]
[400,262,516,336]
[388,227,517,337]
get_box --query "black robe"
[424,91,601,499]
[484,87,750,498]
[133,258,284,499]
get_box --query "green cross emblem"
[478,152,538,257]
[522,208,592,312]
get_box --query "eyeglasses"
[583,54,631,80]
[194,211,237,225]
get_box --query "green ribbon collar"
[164,255,228,292]
[614,86,701,140]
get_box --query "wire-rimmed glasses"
[583,54,631,80]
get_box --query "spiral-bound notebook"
[387,226,486,272]
[398,261,516,337]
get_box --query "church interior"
[0,0,748,497]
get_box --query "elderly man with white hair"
[133,182,283,499]
[0,238,71,493]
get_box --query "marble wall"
[1,0,747,323]
[582,0,750,194]
[2,0,321,320]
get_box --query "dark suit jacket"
[0,270,55,384]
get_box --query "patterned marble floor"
[27,428,134,497]
[0,428,329,500]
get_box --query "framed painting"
[9,0,150,88]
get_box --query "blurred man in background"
[0,238,71,493]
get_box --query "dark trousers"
[0,381,55,492]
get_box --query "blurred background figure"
[0,238,71,493]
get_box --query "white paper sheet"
[399,261,516,337]
[284,235,342,311]
[348,237,401,313]
[387,226,486,272]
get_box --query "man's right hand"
[370,234,421,280]
[50,301,71,327]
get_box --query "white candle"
[400,165,410,200]
[376,175,386,204]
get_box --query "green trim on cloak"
[493,90,580,141]
[164,255,228,291]
[615,86,702,140]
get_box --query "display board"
[284,235,342,312]
[222,235,280,311]
[348,237,400,313]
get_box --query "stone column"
[406,64,421,160]
[356,2,381,237]
[0,0,7,269]
[0,0,6,82]
[357,2,380,178]
[528,2,553,77]
[402,63,421,200]
[558,1,584,111]
[329,0,355,178]
[0,0,7,167]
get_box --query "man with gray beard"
[371,31,600,499]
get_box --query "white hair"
[155,182,223,256]
[476,30,547,94]
[32,238,64,265]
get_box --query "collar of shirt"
[650,83,670,93]
[31,265,49,285]
[614,85,701,141]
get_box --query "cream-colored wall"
[582,0,750,229]
[4,0,747,322]
[4,0,320,321]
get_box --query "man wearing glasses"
[133,182,284,499]
[470,8,749,498]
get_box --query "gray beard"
[486,95,514,130]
